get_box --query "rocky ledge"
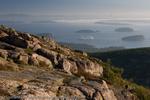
[0,25,137,100]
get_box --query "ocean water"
[3,20,150,49]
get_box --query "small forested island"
[115,27,134,32]
[79,35,95,40]
[95,21,130,25]
[32,20,56,24]
[122,35,144,41]
[76,29,99,33]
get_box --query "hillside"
[0,25,149,100]
[59,42,100,52]
[90,48,150,88]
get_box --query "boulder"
[87,80,117,100]
[57,57,103,79]
[33,44,41,51]
[58,86,86,99]
[8,52,20,62]
[0,36,28,48]
[76,60,103,79]
[99,80,117,100]
[30,53,53,69]
[19,33,32,40]
[36,48,58,65]
[73,85,96,99]
[58,59,78,74]
[0,42,16,50]
[27,37,41,50]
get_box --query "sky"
[0,0,150,21]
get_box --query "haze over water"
[4,19,150,49]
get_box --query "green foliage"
[132,84,150,100]
[98,61,150,100]
[90,47,150,87]
[100,62,125,86]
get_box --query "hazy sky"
[0,0,150,20]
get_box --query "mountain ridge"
[90,47,150,88]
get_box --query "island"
[32,20,56,24]
[122,35,144,41]
[76,29,99,33]
[79,35,95,40]
[115,27,134,32]
[95,22,130,25]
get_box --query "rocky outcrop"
[36,48,103,78]
[36,48,59,65]
[0,70,117,100]
[58,59,78,75]
[75,60,103,79]
[0,25,138,100]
